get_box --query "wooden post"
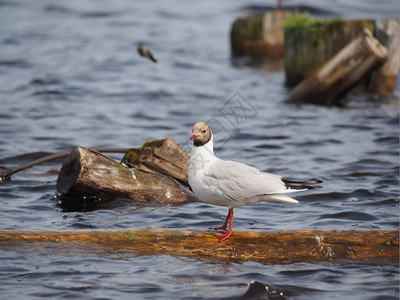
[286,29,387,105]
[369,18,400,97]
[0,229,398,265]
[56,146,198,209]
[231,11,295,58]
[284,16,375,86]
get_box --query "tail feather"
[283,179,323,190]
[266,194,299,204]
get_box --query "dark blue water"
[0,0,399,299]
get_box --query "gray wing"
[203,160,290,202]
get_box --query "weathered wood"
[284,16,375,86]
[370,18,400,97]
[287,29,388,105]
[231,10,295,58]
[121,137,190,185]
[0,229,397,265]
[56,146,197,208]
[0,148,130,182]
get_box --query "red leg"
[211,208,231,230]
[215,208,234,242]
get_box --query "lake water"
[0,0,399,299]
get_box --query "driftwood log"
[284,16,375,86]
[56,143,197,208]
[231,10,295,58]
[370,18,400,97]
[0,229,398,265]
[287,29,387,105]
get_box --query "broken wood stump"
[369,18,400,97]
[286,28,387,105]
[231,10,295,58]
[284,16,375,87]
[0,229,398,265]
[56,145,197,209]
[121,137,190,185]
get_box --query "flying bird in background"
[137,44,158,63]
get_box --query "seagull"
[188,121,321,241]
[137,44,158,63]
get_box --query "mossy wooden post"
[0,229,398,265]
[370,18,400,97]
[231,11,294,58]
[56,145,197,209]
[284,16,375,86]
[287,29,387,105]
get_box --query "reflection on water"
[0,0,398,299]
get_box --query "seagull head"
[189,122,212,147]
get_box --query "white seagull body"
[188,122,321,241]
[189,138,300,207]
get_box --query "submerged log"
[284,16,375,86]
[0,229,398,265]
[231,10,295,58]
[56,146,197,208]
[287,29,387,105]
[369,18,400,97]
[121,137,190,185]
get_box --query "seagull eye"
[202,129,207,134]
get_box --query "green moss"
[285,15,374,35]
[285,14,326,29]
[117,231,136,241]
[284,15,375,86]
[231,14,264,40]
[121,139,164,165]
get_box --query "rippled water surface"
[0,0,399,299]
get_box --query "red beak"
[189,134,197,141]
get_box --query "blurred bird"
[137,44,158,63]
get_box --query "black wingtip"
[283,178,323,190]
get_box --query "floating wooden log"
[231,10,295,58]
[284,16,375,87]
[369,18,400,97]
[0,229,398,265]
[121,137,190,186]
[286,29,387,105]
[56,145,198,208]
